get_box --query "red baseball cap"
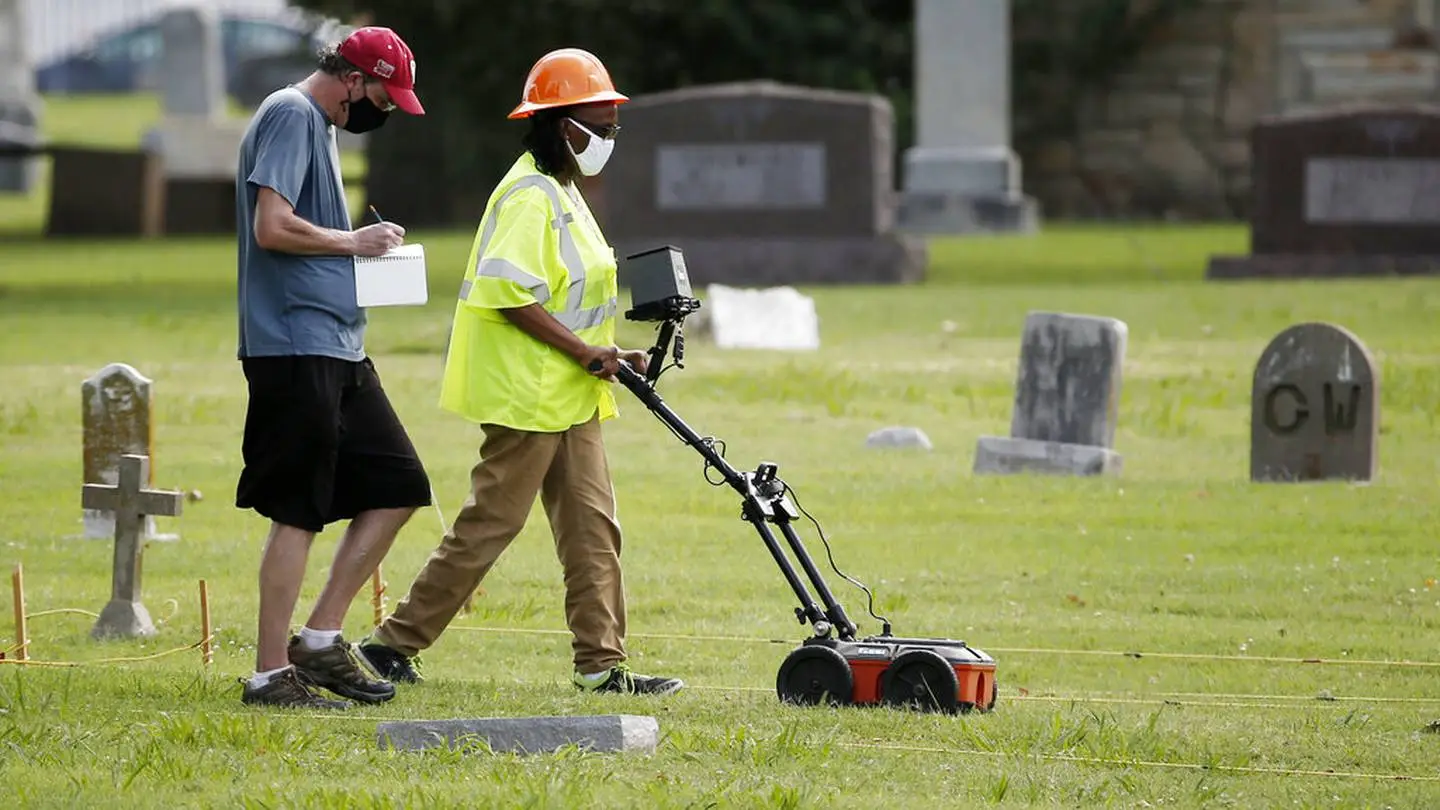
[337,26,424,115]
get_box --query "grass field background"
[2,97,1439,808]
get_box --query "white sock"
[299,626,342,651]
[249,665,291,689]
[577,668,612,686]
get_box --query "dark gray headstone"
[377,715,659,755]
[974,312,1127,476]
[595,80,925,286]
[1208,107,1440,279]
[1251,323,1378,482]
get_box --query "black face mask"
[342,91,390,134]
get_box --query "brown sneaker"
[239,668,352,710]
[288,635,396,704]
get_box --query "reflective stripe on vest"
[457,175,616,332]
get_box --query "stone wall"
[1022,0,1440,220]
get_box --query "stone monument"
[0,0,42,193]
[145,6,248,234]
[973,312,1127,476]
[1209,107,1440,279]
[596,80,925,286]
[1250,323,1378,482]
[82,363,173,541]
[82,454,184,639]
[897,0,1038,234]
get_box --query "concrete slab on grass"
[377,714,660,755]
[973,436,1122,476]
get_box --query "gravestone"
[1208,107,1440,279]
[596,80,926,286]
[692,284,820,351]
[82,363,171,540]
[0,0,41,193]
[974,312,1127,476]
[82,454,184,639]
[145,6,247,234]
[377,715,660,755]
[47,148,165,237]
[897,0,1038,234]
[1251,323,1378,482]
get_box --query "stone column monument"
[898,0,1039,234]
[0,0,42,193]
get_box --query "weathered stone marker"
[82,454,184,639]
[1251,323,1378,482]
[83,363,170,540]
[974,312,1127,476]
[377,715,660,756]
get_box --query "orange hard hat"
[508,48,629,119]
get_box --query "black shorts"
[235,355,431,533]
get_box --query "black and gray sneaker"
[240,668,352,710]
[288,635,396,704]
[356,639,424,685]
[573,663,685,696]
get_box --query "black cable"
[783,483,892,634]
[701,438,727,486]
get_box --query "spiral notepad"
[354,243,429,307]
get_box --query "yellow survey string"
[448,624,1440,669]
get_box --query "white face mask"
[566,118,615,176]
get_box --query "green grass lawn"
[1,223,1438,807]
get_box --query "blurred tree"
[291,0,914,227]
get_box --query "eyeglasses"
[568,118,621,140]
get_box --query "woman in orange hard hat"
[359,49,685,696]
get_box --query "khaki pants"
[373,414,626,674]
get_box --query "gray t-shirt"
[235,87,363,361]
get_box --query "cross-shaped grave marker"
[81,454,183,639]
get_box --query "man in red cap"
[233,26,429,710]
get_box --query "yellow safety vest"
[439,151,619,432]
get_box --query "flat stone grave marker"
[82,454,184,639]
[974,312,1127,476]
[1208,107,1440,279]
[1251,323,1379,482]
[377,715,659,756]
[82,363,174,540]
[595,80,925,286]
[692,284,820,351]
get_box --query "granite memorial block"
[1209,107,1440,279]
[898,0,1039,234]
[47,148,165,237]
[1251,323,1378,482]
[596,80,925,286]
[974,312,1127,476]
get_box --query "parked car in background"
[34,13,329,99]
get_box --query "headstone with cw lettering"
[595,80,925,287]
[0,0,42,193]
[82,363,174,541]
[82,454,184,639]
[974,312,1127,476]
[1208,107,1440,279]
[1250,323,1378,482]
